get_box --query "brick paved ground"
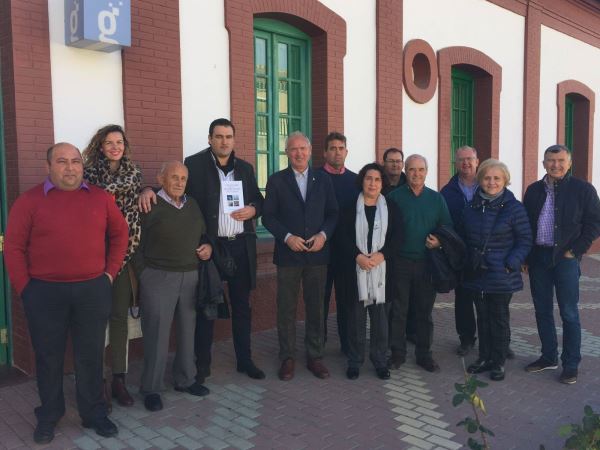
[2,256,600,449]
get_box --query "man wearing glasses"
[382,147,407,195]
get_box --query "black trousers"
[195,237,253,376]
[323,261,351,353]
[465,289,512,366]
[455,284,477,345]
[346,302,389,369]
[22,276,111,423]
[389,258,437,360]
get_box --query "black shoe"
[416,358,441,373]
[456,341,474,357]
[144,393,163,412]
[175,382,210,397]
[559,368,578,385]
[81,416,118,438]
[346,367,359,380]
[237,361,266,380]
[490,365,505,381]
[506,346,515,359]
[376,367,391,380]
[467,359,493,374]
[525,357,558,373]
[33,421,55,444]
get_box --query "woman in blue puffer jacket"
[458,159,532,381]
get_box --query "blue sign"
[64,0,131,52]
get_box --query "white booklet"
[222,180,244,213]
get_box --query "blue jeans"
[528,247,581,369]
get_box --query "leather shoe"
[416,358,441,373]
[278,358,295,381]
[174,382,210,397]
[467,359,493,374]
[387,351,406,370]
[346,367,359,380]
[33,421,55,444]
[490,365,505,381]
[237,361,266,380]
[81,416,118,438]
[144,393,163,412]
[112,376,134,407]
[307,358,330,379]
[376,367,391,380]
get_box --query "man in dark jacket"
[262,132,339,381]
[523,144,600,385]
[440,145,479,356]
[139,118,265,381]
[319,131,359,355]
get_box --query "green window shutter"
[254,19,311,235]
[565,95,575,175]
[451,68,474,175]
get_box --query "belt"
[218,233,245,241]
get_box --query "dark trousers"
[323,262,351,353]
[277,264,327,361]
[346,302,389,369]
[195,237,253,376]
[455,284,477,345]
[22,276,111,423]
[389,258,437,360]
[465,289,512,366]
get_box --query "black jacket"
[427,225,466,293]
[262,166,338,266]
[184,148,264,288]
[523,174,600,264]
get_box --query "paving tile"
[401,435,435,449]
[73,435,102,450]
[175,435,204,450]
[124,436,153,450]
[149,435,177,449]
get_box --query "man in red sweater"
[4,142,128,444]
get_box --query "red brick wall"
[122,0,183,182]
[0,0,55,375]
[376,0,403,162]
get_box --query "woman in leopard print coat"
[83,124,142,409]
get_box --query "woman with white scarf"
[339,163,403,380]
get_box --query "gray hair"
[405,154,428,170]
[158,160,187,177]
[455,145,478,158]
[285,131,312,149]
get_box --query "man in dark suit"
[262,131,339,381]
[140,118,265,381]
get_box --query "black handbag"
[212,238,237,279]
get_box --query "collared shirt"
[536,176,555,246]
[211,152,244,237]
[458,178,477,202]
[323,162,345,175]
[157,188,187,210]
[43,177,89,196]
[293,167,309,201]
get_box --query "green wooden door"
[0,58,10,365]
[254,19,311,233]
[451,68,474,175]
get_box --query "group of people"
[4,118,600,445]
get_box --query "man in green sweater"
[387,154,452,373]
[134,161,212,412]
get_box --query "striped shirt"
[216,162,244,238]
[535,176,555,246]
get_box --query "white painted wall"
[319,0,377,172]
[540,25,600,188]
[404,0,525,191]
[179,0,230,157]
[48,0,124,151]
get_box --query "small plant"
[557,405,600,449]
[453,359,494,450]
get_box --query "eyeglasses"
[385,159,403,165]
[457,157,476,163]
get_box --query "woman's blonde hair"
[476,158,511,186]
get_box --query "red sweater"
[4,183,129,294]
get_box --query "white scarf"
[355,193,388,306]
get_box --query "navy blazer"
[262,166,339,266]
